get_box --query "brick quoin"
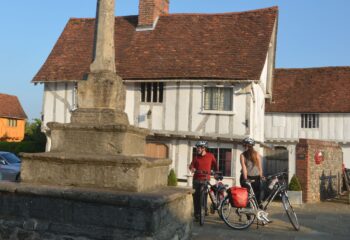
[296,139,342,203]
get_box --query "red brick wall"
[138,0,169,27]
[296,139,343,203]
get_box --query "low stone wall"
[0,182,192,240]
[296,139,343,203]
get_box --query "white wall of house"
[125,82,252,137]
[265,113,350,168]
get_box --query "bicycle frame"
[194,171,226,225]
[260,174,288,211]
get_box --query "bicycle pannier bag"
[228,186,248,208]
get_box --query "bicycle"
[219,172,300,231]
[194,171,227,226]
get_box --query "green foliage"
[0,141,45,155]
[167,169,178,186]
[24,119,46,145]
[288,174,302,191]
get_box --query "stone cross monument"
[0,1,192,239]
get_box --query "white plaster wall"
[265,113,350,142]
[164,83,176,131]
[125,83,135,125]
[190,85,203,131]
[43,84,55,127]
[42,82,75,128]
[138,104,150,129]
[259,54,269,94]
[233,89,247,136]
[251,83,265,143]
[342,144,350,168]
[177,140,190,179]
[218,115,230,135]
[177,85,190,131]
[151,105,163,130]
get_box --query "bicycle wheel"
[199,187,206,226]
[282,194,300,231]
[219,196,256,230]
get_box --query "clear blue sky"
[0,0,349,121]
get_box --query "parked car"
[0,151,21,182]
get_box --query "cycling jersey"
[190,152,218,180]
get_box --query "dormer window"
[301,113,319,128]
[141,82,164,103]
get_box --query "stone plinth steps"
[0,0,192,239]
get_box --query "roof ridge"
[68,6,278,21]
[165,6,278,17]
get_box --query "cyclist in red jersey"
[189,141,218,220]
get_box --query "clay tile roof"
[0,93,27,119]
[266,67,350,113]
[33,7,278,82]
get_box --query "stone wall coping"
[47,122,150,135]
[20,152,171,168]
[0,182,193,209]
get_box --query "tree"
[24,119,46,145]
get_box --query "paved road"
[192,198,350,240]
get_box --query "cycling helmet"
[242,137,255,146]
[195,141,208,149]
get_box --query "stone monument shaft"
[90,0,116,73]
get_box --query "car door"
[0,155,14,181]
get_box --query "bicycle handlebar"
[266,172,288,180]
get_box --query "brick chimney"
[138,0,169,30]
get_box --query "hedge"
[0,141,45,155]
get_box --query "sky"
[0,0,349,121]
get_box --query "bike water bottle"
[268,177,278,190]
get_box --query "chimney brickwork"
[138,0,169,29]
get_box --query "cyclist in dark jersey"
[189,141,218,220]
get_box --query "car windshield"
[1,153,21,164]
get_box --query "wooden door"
[145,143,168,158]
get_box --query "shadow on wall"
[320,170,337,200]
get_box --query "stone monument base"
[21,152,171,192]
[0,182,192,240]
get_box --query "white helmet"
[242,137,255,146]
[195,141,208,149]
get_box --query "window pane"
[223,88,232,111]
[159,83,164,103]
[204,88,212,110]
[211,88,219,110]
[219,148,232,176]
[204,87,232,111]
[153,83,158,102]
[301,113,319,129]
[301,114,304,128]
[141,83,145,102]
[192,148,232,177]
[146,83,152,102]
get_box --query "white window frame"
[201,85,235,115]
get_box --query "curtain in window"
[204,87,232,111]
[204,88,212,110]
